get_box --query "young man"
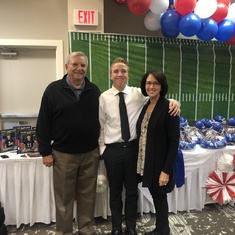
[99,58,180,235]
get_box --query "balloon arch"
[112,0,235,45]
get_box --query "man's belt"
[105,139,137,148]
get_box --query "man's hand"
[169,99,180,116]
[42,154,54,167]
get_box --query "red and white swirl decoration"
[206,170,235,204]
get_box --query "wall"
[0,0,104,128]
[104,0,161,36]
[0,0,69,58]
[68,0,104,33]
[0,0,69,128]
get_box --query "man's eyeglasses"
[146,81,160,86]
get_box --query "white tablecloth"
[0,154,55,227]
[1,145,235,227]
[139,145,235,214]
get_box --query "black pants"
[103,141,138,231]
[149,188,170,235]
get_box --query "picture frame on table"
[13,125,32,147]
[0,129,17,153]
[18,129,38,154]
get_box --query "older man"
[36,51,100,235]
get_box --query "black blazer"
[136,98,180,193]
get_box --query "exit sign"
[73,9,98,26]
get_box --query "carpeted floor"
[6,203,235,235]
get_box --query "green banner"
[69,32,235,122]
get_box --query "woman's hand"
[159,171,169,187]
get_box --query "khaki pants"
[53,148,99,235]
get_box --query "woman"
[136,70,180,235]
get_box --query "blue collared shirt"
[66,75,85,100]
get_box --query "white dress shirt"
[99,85,148,154]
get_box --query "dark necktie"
[118,92,130,142]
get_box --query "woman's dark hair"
[140,70,168,97]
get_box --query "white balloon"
[150,0,169,15]
[226,3,235,23]
[144,11,161,31]
[194,0,217,19]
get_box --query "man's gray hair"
[66,51,88,65]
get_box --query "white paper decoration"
[217,153,234,172]
[96,174,108,193]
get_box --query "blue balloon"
[161,10,181,38]
[197,18,218,41]
[215,19,235,42]
[179,13,201,37]
[162,28,180,38]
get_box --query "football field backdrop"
[69,32,235,122]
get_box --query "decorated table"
[139,145,235,214]
[1,145,235,227]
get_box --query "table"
[0,153,55,227]
[1,145,235,227]
[139,145,235,214]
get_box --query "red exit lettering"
[78,10,95,24]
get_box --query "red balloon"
[113,0,127,5]
[127,0,151,15]
[211,2,228,23]
[219,0,231,6]
[226,31,235,45]
[175,0,197,16]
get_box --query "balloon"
[179,13,201,37]
[160,10,181,37]
[149,0,169,15]
[215,19,235,42]
[144,11,161,31]
[162,29,180,38]
[113,0,127,4]
[211,2,228,23]
[127,0,151,15]
[226,31,235,45]
[194,0,217,19]
[226,3,235,23]
[219,0,231,6]
[175,0,197,16]
[197,18,218,41]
